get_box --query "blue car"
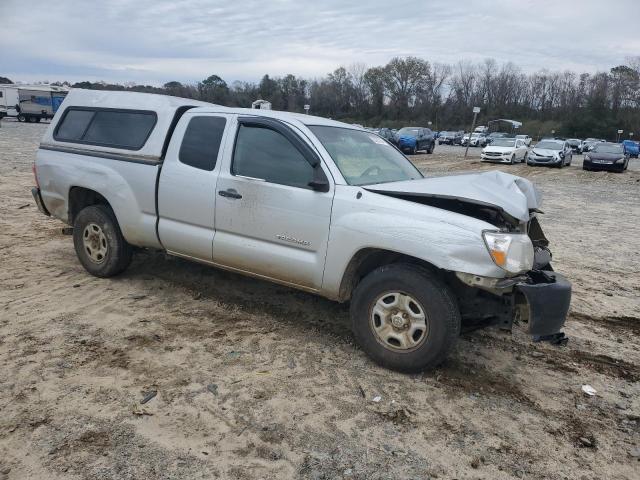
[396,127,435,155]
[622,139,639,158]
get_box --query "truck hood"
[364,170,541,223]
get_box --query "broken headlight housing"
[482,231,534,274]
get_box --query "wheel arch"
[337,247,442,302]
[68,186,113,226]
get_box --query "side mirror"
[308,165,330,192]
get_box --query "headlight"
[482,231,534,274]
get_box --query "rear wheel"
[73,205,133,277]
[17,114,25,122]
[427,143,434,154]
[350,264,460,372]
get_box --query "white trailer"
[0,84,69,122]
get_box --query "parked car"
[462,132,488,147]
[481,137,529,164]
[515,134,532,147]
[583,143,629,172]
[582,138,602,152]
[438,131,462,145]
[566,139,583,154]
[396,127,435,154]
[527,140,572,168]
[31,89,571,372]
[485,132,508,145]
[621,139,639,158]
[377,127,396,143]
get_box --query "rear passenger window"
[232,125,314,188]
[55,109,94,141]
[54,108,157,150]
[179,116,226,171]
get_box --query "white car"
[515,134,532,146]
[481,138,529,164]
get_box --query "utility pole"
[464,107,480,158]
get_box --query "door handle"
[218,188,242,199]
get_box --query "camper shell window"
[54,107,157,150]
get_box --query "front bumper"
[583,159,625,171]
[515,271,571,337]
[31,187,50,216]
[528,156,561,166]
[481,153,511,163]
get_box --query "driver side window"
[232,125,315,189]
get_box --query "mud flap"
[515,271,571,337]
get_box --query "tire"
[523,152,528,163]
[73,205,133,278]
[17,114,25,122]
[350,263,461,372]
[510,154,515,164]
[35,117,41,123]
[427,143,434,154]
[410,145,417,155]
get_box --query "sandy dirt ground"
[1,119,639,479]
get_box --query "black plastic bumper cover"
[515,271,571,336]
[31,187,50,216]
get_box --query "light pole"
[464,107,480,159]
[304,104,310,115]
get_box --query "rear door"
[157,112,231,260]
[213,117,334,290]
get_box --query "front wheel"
[350,264,461,372]
[427,143,434,154]
[17,114,25,122]
[73,205,133,277]
[523,152,528,163]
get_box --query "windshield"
[491,138,516,147]
[397,127,421,137]
[593,144,623,154]
[535,141,563,150]
[310,126,423,186]
[567,139,580,145]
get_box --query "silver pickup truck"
[32,89,571,372]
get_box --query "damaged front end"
[454,217,571,345]
[365,171,571,343]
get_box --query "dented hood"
[364,170,541,222]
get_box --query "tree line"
[5,56,640,139]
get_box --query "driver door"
[213,117,334,290]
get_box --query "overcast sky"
[1,0,638,85]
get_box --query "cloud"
[0,0,638,84]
